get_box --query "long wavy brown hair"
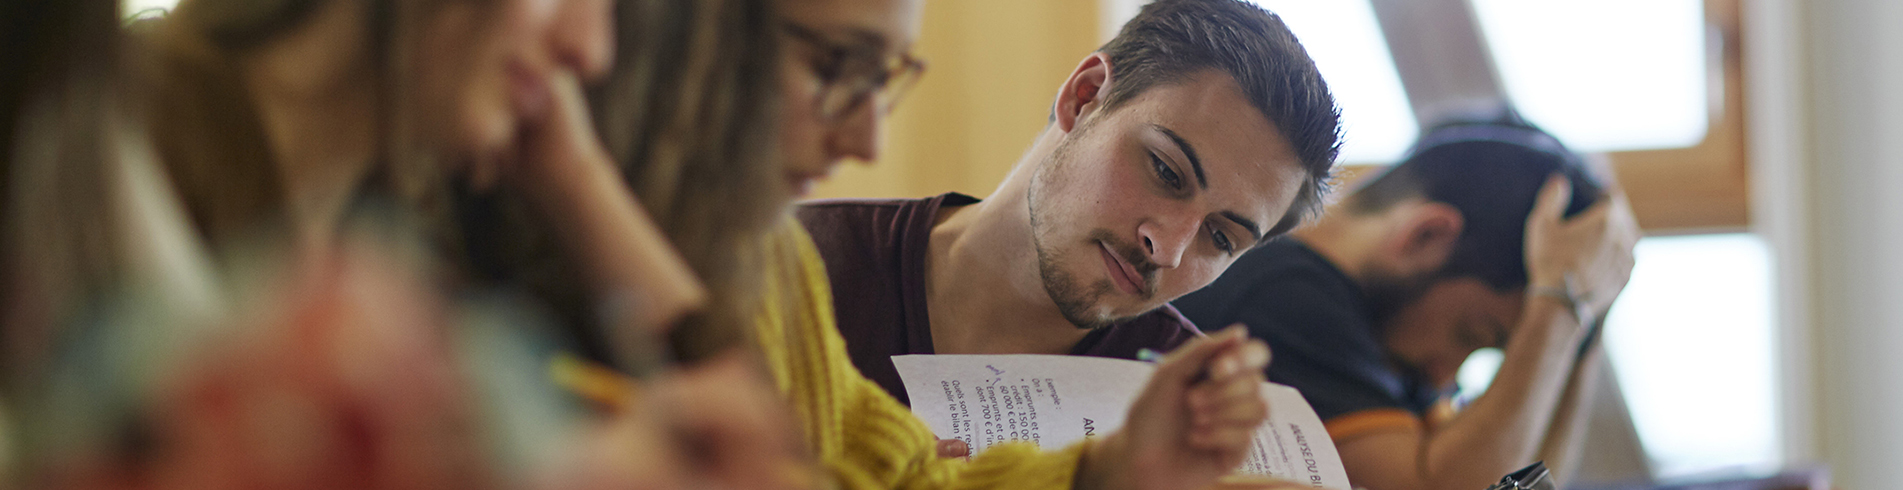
[140,0,455,251]
[598,0,786,362]
[0,0,131,387]
[461,0,787,366]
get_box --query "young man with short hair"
[797,0,1342,406]
[759,0,1302,488]
[1171,114,1640,490]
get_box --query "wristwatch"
[1528,274,1593,328]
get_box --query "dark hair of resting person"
[461,0,787,366]
[1344,109,1603,292]
[0,0,132,392]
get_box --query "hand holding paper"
[894,327,1352,490]
[1082,328,1271,490]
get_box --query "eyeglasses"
[781,22,927,121]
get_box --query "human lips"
[1098,240,1147,297]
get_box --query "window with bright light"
[1601,233,1780,478]
[1245,0,1417,164]
[1456,233,1781,480]
[1470,0,1711,152]
[122,0,178,17]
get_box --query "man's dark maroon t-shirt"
[795,192,1203,406]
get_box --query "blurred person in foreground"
[0,0,147,390]
[792,0,1339,420]
[1172,113,1640,490]
[11,0,808,487]
[0,0,142,479]
[730,0,1307,488]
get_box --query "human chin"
[1033,240,1123,329]
[783,156,833,199]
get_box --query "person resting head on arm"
[1173,110,1640,490]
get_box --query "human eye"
[1151,153,1183,189]
[1208,223,1235,254]
[803,46,851,82]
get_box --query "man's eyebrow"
[1154,125,1206,189]
[1154,125,1260,245]
[1220,211,1263,245]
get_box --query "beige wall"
[808,0,1104,200]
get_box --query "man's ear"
[1053,53,1113,134]
[1384,202,1464,276]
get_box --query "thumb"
[936,439,971,459]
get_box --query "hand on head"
[1080,326,1273,490]
[1522,175,1640,315]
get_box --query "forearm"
[1419,298,1585,489]
[1536,339,1602,485]
[530,150,705,332]
[514,73,705,339]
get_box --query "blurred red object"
[36,244,493,490]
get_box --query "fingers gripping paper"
[893,354,1352,489]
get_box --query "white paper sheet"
[894,354,1352,489]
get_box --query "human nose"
[1137,213,1199,269]
[824,96,883,164]
[550,0,615,81]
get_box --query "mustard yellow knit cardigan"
[754,220,1088,490]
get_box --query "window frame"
[1347,0,1748,233]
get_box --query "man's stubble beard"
[1360,267,1433,331]
[1027,123,1136,330]
[1360,267,1443,384]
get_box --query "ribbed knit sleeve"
[754,219,1086,490]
